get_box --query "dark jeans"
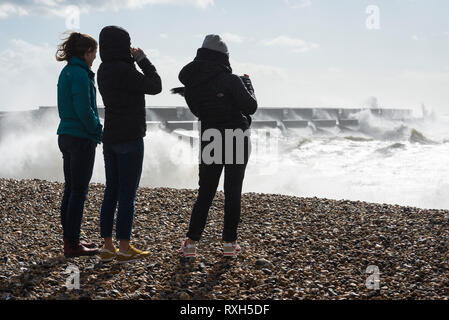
[100,138,144,241]
[58,135,96,245]
[187,133,251,243]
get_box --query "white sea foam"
[1,110,449,210]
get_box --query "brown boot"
[64,238,97,250]
[80,241,97,249]
[64,238,99,258]
[63,237,71,253]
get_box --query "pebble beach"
[0,178,448,300]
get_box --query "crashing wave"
[344,136,374,142]
[409,129,439,145]
[376,143,407,155]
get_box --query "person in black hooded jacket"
[176,34,258,258]
[97,26,162,263]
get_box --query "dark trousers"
[100,138,144,241]
[58,135,96,245]
[187,133,250,243]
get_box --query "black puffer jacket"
[179,48,258,131]
[97,26,162,144]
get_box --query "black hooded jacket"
[179,48,258,131]
[97,26,162,144]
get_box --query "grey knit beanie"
[202,34,229,56]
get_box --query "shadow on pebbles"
[0,178,448,300]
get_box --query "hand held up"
[130,47,146,62]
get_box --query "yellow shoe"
[99,246,118,263]
[117,245,150,264]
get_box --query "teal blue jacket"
[57,57,103,144]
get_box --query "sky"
[0,0,448,114]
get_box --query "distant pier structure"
[0,106,414,133]
[105,106,412,131]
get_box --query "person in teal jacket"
[57,55,102,142]
[56,32,102,258]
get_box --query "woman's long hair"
[56,32,97,62]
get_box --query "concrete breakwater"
[0,106,414,133]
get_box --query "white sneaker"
[179,239,197,258]
[223,242,241,257]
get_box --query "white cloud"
[0,3,28,18]
[1,38,448,115]
[284,0,311,9]
[0,39,60,109]
[0,0,214,18]
[149,55,291,108]
[411,35,420,41]
[261,35,319,53]
[0,37,291,109]
[0,38,186,108]
[222,32,245,44]
[159,33,169,39]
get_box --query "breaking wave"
[2,108,449,209]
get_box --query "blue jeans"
[100,138,144,241]
[58,135,96,245]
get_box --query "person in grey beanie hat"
[202,34,229,56]
[175,34,258,259]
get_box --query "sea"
[1,108,449,210]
